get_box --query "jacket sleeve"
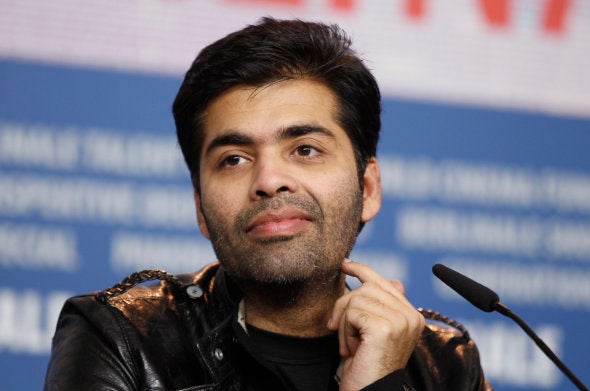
[360,369,417,390]
[44,295,139,391]
[405,323,493,391]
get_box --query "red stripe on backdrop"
[543,0,570,33]
[224,0,303,6]
[479,0,510,27]
[330,0,354,11]
[405,0,426,19]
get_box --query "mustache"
[235,195,324,232]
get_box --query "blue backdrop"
[1,53,589,390]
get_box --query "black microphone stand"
[433,263,588,391]
[494,302,587,391]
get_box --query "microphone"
[432,263,588,391]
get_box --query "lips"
[246,208,313,238]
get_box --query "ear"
[194,192,211,239]
[361,157,382,223]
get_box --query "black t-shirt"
[233,321,415,390]
[235,322,340,391]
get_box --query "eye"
[295,145,320,157]
[220,155,248,167]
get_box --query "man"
[45,18,491,390]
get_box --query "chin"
[235,258,340,287]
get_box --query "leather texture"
[44,262,492,390]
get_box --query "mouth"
[246,208,313,239]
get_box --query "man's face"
[195,79,380,287]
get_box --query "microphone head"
[432,264,500,312]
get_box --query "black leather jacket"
[44,262,492,390]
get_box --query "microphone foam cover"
[432,264,500,312]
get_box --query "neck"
[240,271,347,337]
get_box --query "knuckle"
[377,321,396,337]
[347,307,370,324]
[359,280,379,293]
[412,310,426,330]
[347,294,368,308]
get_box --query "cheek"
[199,182,247,229]
[306,170,360,207]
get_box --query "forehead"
[201,79,346,146]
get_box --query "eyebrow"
[204,125,335,156]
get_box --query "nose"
[249,156,298,199]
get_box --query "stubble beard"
[201,188,364,293]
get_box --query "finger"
[391,279,405,296]
[328,288,353,331]
[337,294,426,358]
[328,282,399,335]
[341,259,403,297]
[327,279,413,333]
[341,260,398,292]
[338,300,382,358]
[341,258,384,284]
[339,298,410,356]
[338,308,358,357]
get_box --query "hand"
[327,259,425,391]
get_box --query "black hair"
[173,17,381,191]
